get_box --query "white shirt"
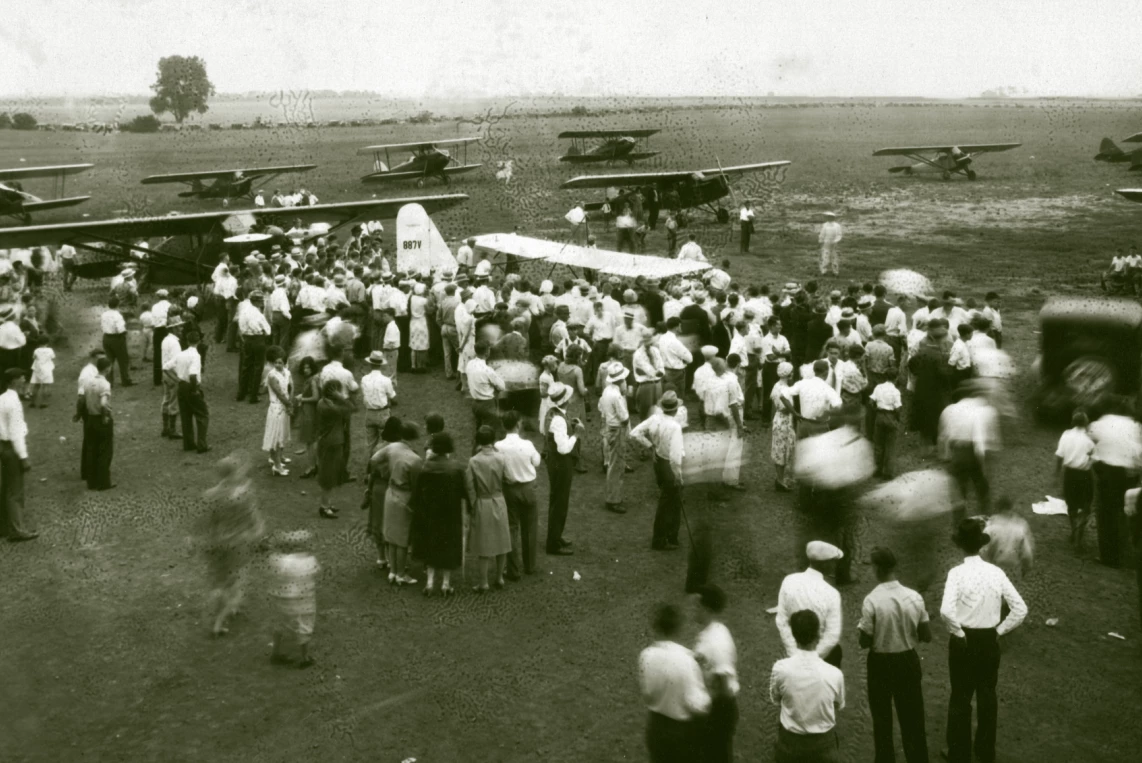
[932,306,970,335]
[151,300,171,328]
[213,275,238,299]
[466,358,505,401]
[769,650,845,735]
[869,381,902,411]
[967,332,997,360]
[598,383,630,427]
[319,360,359,393]
[706,269,730,292]
[57,244,76,260]
[1089,414,1142,469]
[694,621,739,697]
[819,221,843,245]
[77,362,99,395]
[1056,427,1095,471]
[948,338,972,370]
[474,259,493,278]
[496,433,541,483]
[783,376,842,421]
[760,333,791,363]
[693,363,715,400]
[739,207,755,222]
[630,413,685,472]
[161,333,182,371]
[456,244,474,267]
[360,370,395,409]
[981,305,1002,333]
[639,641,711,722]
[632,345,664,383]
[0,321,26,350]
[0,388,29,459]
[585,314,616,342]
[884,305,908,337]
[658,331,693,370]
[100,309,126,335]
[677,242,706,262]
[546,408,578,454]
[173,347,202,383]
[776,567,843,658]
[269,287,292,318]
[565,206,587,225]
[940,556,1027,637]
[238,302,271,335]
[701,373,743,417]
[938,397,1000,460]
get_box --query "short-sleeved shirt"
[1056,427,1095,471]
[869,381,902,411]
[858,581,929,653]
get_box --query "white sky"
[2,0,1140,98]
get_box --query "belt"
[366,406,390,412]
[504,479,535,486]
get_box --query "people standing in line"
[411,430,465,596]
[691,584,739,763]
[466,425,512,593]
[381,420,422,585]
[858,547,931,763]
[83,357,115,491]
[262,346,293,477]
[1089,402,1142,567]
[630,392,686,551]
[940,519,1027,763]
[769,609,845,763]
[776,541,844,668]
[598,365,631,514]
[496,411,541,579]
[1055,409,1095,548]
[28,336,53,409]
[174,329,210,454]
[315,379,354,519]
[543,382,583,556]
[638,603,711,763]
[100,296,133,387]
[0,368,36,541]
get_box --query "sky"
[2,0,1141,99]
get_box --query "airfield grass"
[2,101,1142,762]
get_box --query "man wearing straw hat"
[598,364,631,514]
[630,392,686,551]
[818,212,843,276]
[159,314,184,441]
[150,288,173,386]
[360,350,396,459]
[543,382,584,556]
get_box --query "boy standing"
[1055,410,1095,547]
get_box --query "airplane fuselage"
[390,150,452,177]
[183,176,256,199]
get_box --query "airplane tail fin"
[1096,138,1123,161]
[396,203,456,274]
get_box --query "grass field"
[2,99,1142,763]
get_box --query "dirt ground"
[2,101,1142,762]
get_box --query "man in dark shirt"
[870,284,892,328]
[641,280,665,327]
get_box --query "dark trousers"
[102,333,131,386]
[646,712,699,763]
[271,312,291,351]
[947,443,990,520]
[1062,467,1093,524]
[946,628,1000,763]
[213,297,232,344]
[1093,461,1129,567]
[545,453,574,552]
[0,348,20,377]
[774,724,840,763]
[472,398,499,437]
[396,315,411,372]
[760,361,778,419]
[666,229,677,255]
[739,221,752,253]
[238,335,267,402]
[152,326,168,386]
[616,228,635,252]
[84,415,114,490]
[177,382,209,451]
[702,694,738,763]
[504,481,538,575]
[873,410,900,479]
[868,650,929,763]
[651,455,683,548]
[0,440,30,537]
[798,486,856,584]
[77,398,91,481]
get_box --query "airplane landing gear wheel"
[967,170,977,181]
[941,171,951,181]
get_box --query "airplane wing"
[357,137,482,155]
[140,164,317,185]
[557,129,660,139]
[0,195,468,249]
[1116,189,1142,203]
[19,196,92,213]
[0,163,94,181]
[1124,132,1142,144]
[872,143,1021,156]
[560,161,791,190]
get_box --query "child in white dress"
[30,337,54,408]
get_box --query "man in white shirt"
[0,368,36,541]
[981,292,1003,348]
[360,351,396,459]
[630,392,686,550]
[938,386,1001,519]
[543,382,585,555]
[941,520,1027,763]
[818,212,843,275]
[497,410,542,578]
[738,201,755,254]
[677,234,706,263]
[57,242,78,291]
[776,541,845,666]
[760,317,791,422]
[658,317,693,396]
[565,201,588,244]
[253,190,265,207]
[614,205,637,252]
[212,264,239,345]
[598,366,631,514]
[781,360,842,439]
[1090,404,1142,568]
[869,379,903,479]
[174,327,210,453]
[455,238,475,271]
[883,295,909,358]
[769,608,845,761]
[150,289,172,386]
[692,584,739,763]
[1055,410,1095,547]
[269,275,293,349]
[237,292,272,404]
[159,316,183,440]
[639,603,710,763]
[931,292,970,336]
[466,341,506,435]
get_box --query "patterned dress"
[770,380,796,467]
[262,367,292,451]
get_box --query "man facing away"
[639,603,710,763]
[769,609,845,763]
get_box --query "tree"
[149,55,215,124]
[0,112,11,129]
[12,112,37,130]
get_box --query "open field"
[2,100,1142,762]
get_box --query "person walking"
[692,584,739,763]
[0,368,36,541]
[466,426,512,593]
[629,392,686,551]
[262,346,293,477]
[940,519,1028,763]
[496,411,541,579]
[543,382,583,556]
[83,357,115,491]
[769,609,845,763]
[100,296,134,387]
[776,541,844,667]
[411,430,465,596]
[818,212,843,275]
[938,384,1000,521]
[598,365,631,514]
[175,329,210,454]
[639,603,711,763]
[1089,402,1142,567]
[1055,409,1095,548]
[199,454,265,636]
[858,547,931,763]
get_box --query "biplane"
[140,164,317,199]
[1095,133,1142,170]
[359,138,482,187]
[558,129,659,165]
[0,194,467,285]
[0,163,93,223]
[560,161,791,223]
[872,143,1021,180]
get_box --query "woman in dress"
[411,431,466,596]
[29,336,53,408]
[465,426,512,593]
[315,378,354,519]
[366,416,404,572]
[199,453,265,636]
[537,355,559,436]
[408,282,430,372]
[770,362,797,492]
[294,356,320,476]
[263,346,293,476]
[380,421,423,586]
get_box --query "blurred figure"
[639,603,710,763]
[692,584,739,763]
[938,384,1000,521]
[978,498,1034,583]
[769,609,845,763]
[269,530,319,669]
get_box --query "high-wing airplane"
[0,194,468,285]
[140,164,317,199]
[0,163,93,223]
[560,161,791,223]
[1094,133,1142,170]
[359,138,482,187]
[558,129,659,165]
[872,143,1022,180]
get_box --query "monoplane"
[359,138,482,187]
[0,163,93,223]
[140,164,317,199]
[560,161,790,223]
[558,129,659,165]
[872,143,1022,180]
[0,194,467,285]
[1095,134,1142,170]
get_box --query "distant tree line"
[0,112,38,130]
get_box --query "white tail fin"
[396,203,456,274]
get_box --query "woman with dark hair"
[294,356,320,475]
[315,378,354,518]
[262,345,293,476]
[411,431,466,596]
[366,415,404,571]
[380,421,423,585]
[466,425,511,593]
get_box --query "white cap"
[806,540,843,561]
